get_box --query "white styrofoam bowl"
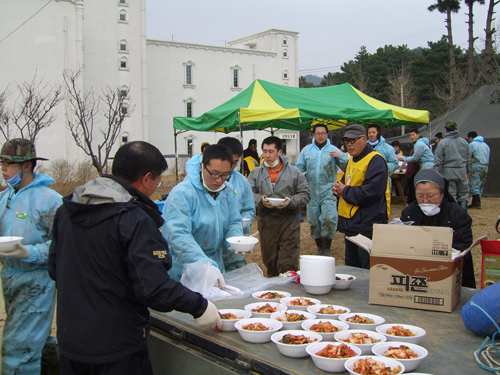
[306,341,362,373]
[280,296,321,311]
[375,323,427,344]
[302,319,350,341]
[251,290,291,301]
[332,274,356,290]
[270,310,316,330]
[242,218,251,230]
[307,304,351,320]
[271,330,323,358]
[339,313,385,331]
[218,309,253,332]
[302,284,333,295]
[0,236,24,253]
[334,329,387,355]
[226,236,258,253]
[244,302,287,318]
[267,197,285,206]
[234,318,283,343]
[344,355,405,375]
[371,341,428,372]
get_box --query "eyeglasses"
[416,192,441,200]
[343,136,365,145]
[314,132,328,136]
[204,165,230,180]
[0,160,18,167]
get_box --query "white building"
[0,1,300,165]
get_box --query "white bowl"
[251,290,291,301]
[332,274,356,290]
[242,218,251,230]
[218,309,253,332]
[372,342,428,372]
[267,197,286,206]
[302,284,333,295]
[244,302,287,318]
[270,310,316,330]
[302,319,350,341]
[271,330,323,358]
[234,318,283,344]
[307,304,351,320]
[339,313,385,331]
[334,329,387,355]
[306,341,362,373]
[0,236,24,252]
[376,324,427,344]
[345,355,405,375]
[280,296,321,311]
[226,236,259,253]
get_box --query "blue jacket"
[162,165,243,281]
[370,136,399,174]
[469,136,490,166]
[404,138,435,169]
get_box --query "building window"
[119,40,127,52]
[183,61,195,88]
[186,102,192,117]
[186,65,192,85]
[230,65,242,91]
[283,49,288,58]
[119,10,127,22]
[283,70,289,80]
[233,69,238,88]
[121,131,129,144]
[121,106,128,114]
[120,89,128,97]
[187,138,193,157]
[282,38,288,46]
[119,0,126,4]
[120,58,127,69]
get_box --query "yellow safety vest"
[244,156,259,177]
[338,151,390,219]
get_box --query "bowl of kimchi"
[345,355,405,375]
[306,341,362,373]
[334,329,387,355]
[234,318,283,344]
[307,304,351,320]
[332,274,356,290]
[218,309,252,332]
[302,319,350,341]
[271,330,323,358]
[270,310,316,330]
[375,323,427,344]
[251,290,291,301]
[338,312,385,331]
[279,296,321,311]
[371,342,428,372]
[244,302,287,318]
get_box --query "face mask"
[419,203,441,216]
[5,163,27,188]
[367,139,380,146]
[201,171,226,193]
[264,158,280,168]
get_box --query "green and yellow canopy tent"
[172,79,430,176]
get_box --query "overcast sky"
[146,0,492,77]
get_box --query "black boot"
[322,238,332,257]
[468,195,481,209]
[314,238,323,255]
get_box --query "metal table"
[149,265,488,374]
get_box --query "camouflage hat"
[0,138,48,162]
[445,121,457,131]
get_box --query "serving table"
[390,171,407,204]
[149,265,488,374]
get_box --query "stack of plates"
[300,255,336,295]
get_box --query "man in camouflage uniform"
[0,139,62,374]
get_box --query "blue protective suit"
[403,138,434,169]
[370,136,398,174]
[0,173,62,375]
[469,136,490,196]
[296,139,347,239]
[162,165,243,281]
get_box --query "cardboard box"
[347,224,482,313]
[480,239,500,289]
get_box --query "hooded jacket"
[48,175,207,365]
[434,130,471,172]
[404,138,435,169]
[369,136,399,174]
[469,136,490,166]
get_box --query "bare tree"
[63,69,135,176]
[465,0,486,96]
[483,0,499,85]
[0,74,63,142]
[387,63,418,109]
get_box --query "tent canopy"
[173,79,430,133]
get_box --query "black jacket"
[48,175,207,364]
[337,144,389,238]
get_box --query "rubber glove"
[0,242,29,258]
[229,247,252,255]
[195,301,222,330]
[276,197,290,209]
[211,266,226,288]
[261,195,274,209]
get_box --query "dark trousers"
[406,176,416,204]
[462,251,476,289]
[60,347,154,375]
[344,238,371,270]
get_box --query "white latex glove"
[261,195,274,209]
[211,266,225,288]
[195,301,222,330]
[276,197,290,209]
[0,243,29,259]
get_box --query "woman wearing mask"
[400,168,475,288]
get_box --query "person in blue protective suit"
[0,139,62,375]
[397,128,435,170]
[467,131,490,209]
[296,123,348,256]
[367,125,398,174]
[163,144,243,282]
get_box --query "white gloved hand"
[195,300,222,330]
[261,195,274,209]
[229,246,251,255]
[276,197,290,209]
[0,243,29,259]
[211,266,225,288]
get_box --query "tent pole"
[175,131,179,183]
[239,116,244,174]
